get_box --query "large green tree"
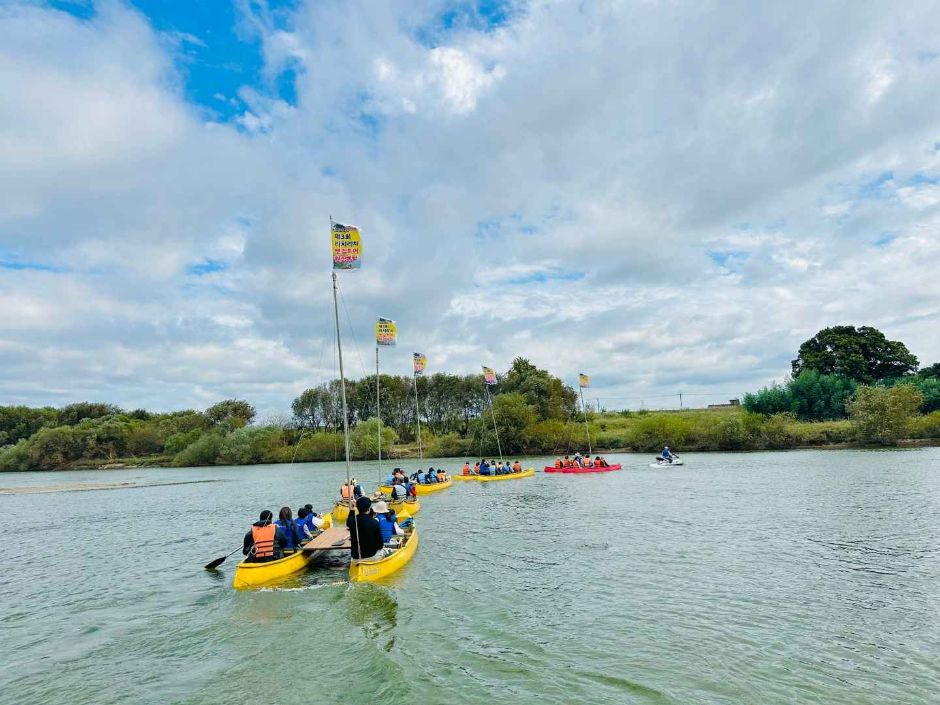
[791,326,918,383]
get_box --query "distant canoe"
[544,464,622,474]
[454,468,535,482]
[378,479,452,496]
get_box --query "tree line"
[2,328,938,471]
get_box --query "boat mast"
[332,270,354,511]
[485,381,504,463]
[413,371,423,461]
[580,385,593,456]
[376,346,382,481]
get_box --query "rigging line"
[337,283,369,380]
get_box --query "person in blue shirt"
[385,472,395,485]
[300,504,324,535]
[662,446,672,462]
[427,467,437,483]
[352,478,363,498]
[416,469,426,483]
[275,506,302,551]
[479,459,491,476]
[372,500,405,545]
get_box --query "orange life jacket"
[252,523,276,559]
[563,459,571,468]
[340,484,352,499]
[513,462,521,471]
[462,464,470,475]
[554,459,561,468]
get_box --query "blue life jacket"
[480,463,491,475]
[303,513,318,534]
[376,514,397,543]
[385,474,395,484]
[428,470,437,482]
[417,471,426,483]
[294,517,310,542]
[662,448,671,458]
[276,519,299,550]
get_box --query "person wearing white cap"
[372,500,405,546]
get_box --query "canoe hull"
[544,463,622,474]
[454,468,535,482]
[232,549,317,589]
[349,528,419,583]
[335,498,420,523]
[378,479,452,496]
[232,509,332,588]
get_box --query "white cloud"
[1,0,940,415]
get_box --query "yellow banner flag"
[331,221,362,270]
[413,352,427,375]
[376,317,397,346]
[483,366,497,385]
[579,373,590,388]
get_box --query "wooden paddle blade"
[204,556,227,570]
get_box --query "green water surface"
[2,449,939,704]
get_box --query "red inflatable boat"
[543,463,622,474]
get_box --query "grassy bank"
[32,408,939,471]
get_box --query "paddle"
[205,544,249,570]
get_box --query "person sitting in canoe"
[242,510,288,562]
[294,507,320,543]
[479,459,491,476]
[415,468,426,483]
[390,482,408,500]
[462,462,471,476]
[275,506,303,552]
[300,504,325,534]
[594,456,607,467]
[562,455,571,468]
[427,467,437,483]
[554,458,562,468]
[347,496,389,561]
[372,500,405,547]
[512,460,522,472]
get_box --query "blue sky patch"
[188,259,227,276]
[0,258,65,273]
[708,250,748,268]
[416,0,517,47]
[873,233,897,248]
[516,270,585,284]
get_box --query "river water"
[2,449,939,704]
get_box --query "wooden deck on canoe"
[301,526,351,552]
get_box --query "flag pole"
[579,384,593,457]
[485,380,503,463]
[413,371,423,462]
[376,345,382,484]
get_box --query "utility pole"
[679,392,683,410]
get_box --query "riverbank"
[4,407,939,472]
[37,436,939,472]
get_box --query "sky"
[1,0,939,418]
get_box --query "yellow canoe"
[334,497,420,523]
[232,512,333,589]
[378,479,452,496]
[453,468,535,482]
[390,497,421,515]
[349,527,420,583]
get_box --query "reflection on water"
[2,449,940,705]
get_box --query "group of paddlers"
[242,504,325,562]
[552,452,611,469]
[462,459,524,476]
